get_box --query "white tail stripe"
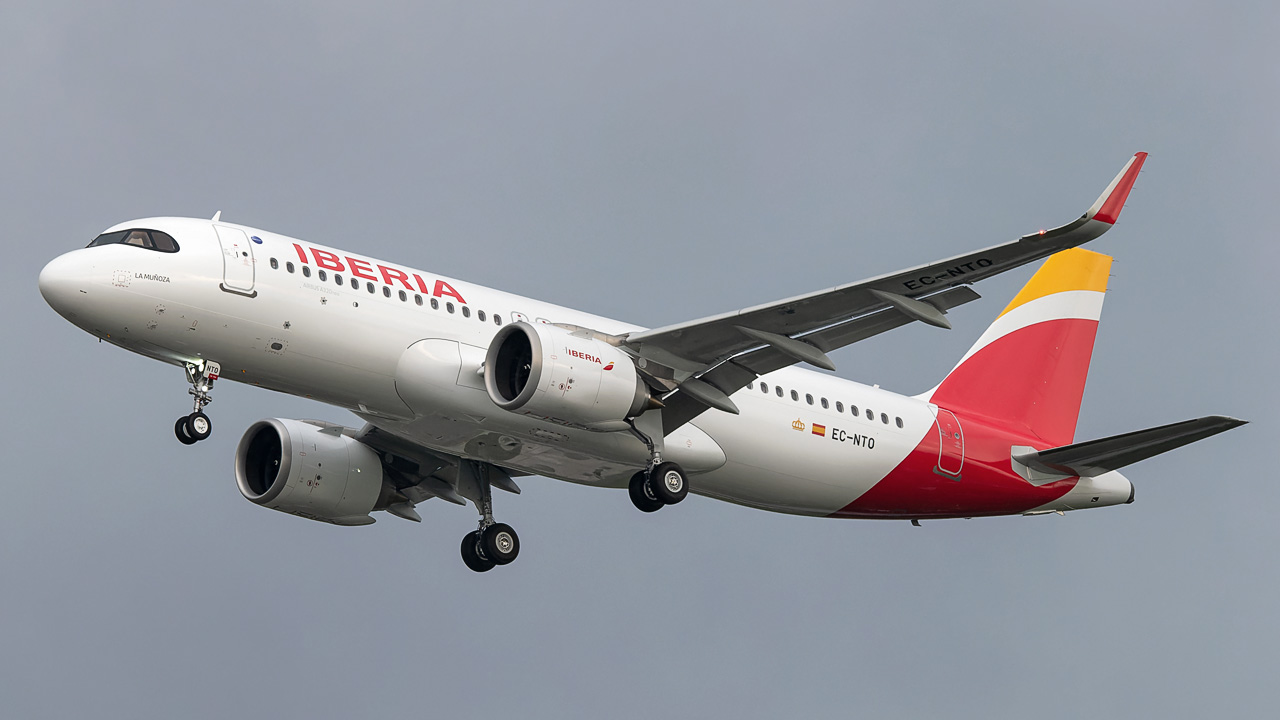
[919,290,1105,403]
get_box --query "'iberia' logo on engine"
[603,362,614,371]
[566,348,602,364]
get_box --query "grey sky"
[1,2,1274,717]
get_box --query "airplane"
[38,151,1245,572]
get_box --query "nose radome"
[39,253,82,317]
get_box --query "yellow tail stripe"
[998,248,1113,319]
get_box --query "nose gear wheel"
[186,411,212,440]
[174,417,198,445]
[175,361,219,445]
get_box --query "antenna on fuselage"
[211,211,222,222]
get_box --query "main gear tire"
[461,531,495,573]
[628,471,664,513]
[650,462,689,505]
[481,523,520,565]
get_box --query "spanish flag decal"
[811,423,826,437]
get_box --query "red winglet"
[1090,152,1147,225]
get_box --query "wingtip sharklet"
[1088,151,1148,225]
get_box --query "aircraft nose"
[39,252,85,317]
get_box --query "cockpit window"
[87,228,179,253]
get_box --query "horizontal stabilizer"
[1014,416,1246,478]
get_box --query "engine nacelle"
[485,322,650,429]
[234,418,385,526]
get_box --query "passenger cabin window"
[896,417,904,428]
[805,393,814,405]
[399,290,407,302]
[865,408,873,420]
[821,398,829,409]
[790,390,799,401]
[431,298,440,310]
[835,401,844,413]
[761,383,769,394]
[335,274,343,286]
[776,386,783,398]
[302,266,311,278]
[286,262,295,273]
[850,405,858,416]
[318,270,327,281]
[462,306,471,318]
[494,314,502,325]
[351,278,359,290]
[415,294,423,306]
[478,310,486,322]
[881,413,889,424]
[270,258,278,270]
[87,228,180,253]
[367,282,375,294]
[447,302,455,314]
[382,286,391,298]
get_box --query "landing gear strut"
[625,417,689,513]
[175,360,220,445]
[458,460,520,572]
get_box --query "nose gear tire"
[175,417,197,445]
[186,411,212,441]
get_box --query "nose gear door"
[214,224,256,297]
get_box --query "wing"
[350,424,523,515]
[623,152,1148,432]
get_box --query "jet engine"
[484,322,651,429]
[234,418,386,526]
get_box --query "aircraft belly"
[364,410,648,486]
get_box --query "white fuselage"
[40,217,1126,518]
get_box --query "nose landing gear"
[174,361,219,445]
[456,460,522,573]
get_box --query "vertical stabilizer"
[926,248,1112,446]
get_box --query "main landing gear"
[175,360,220,445]
[628,462,689,513]
[460,523,520,573]
[624,416,689,513]
[457,460,521,573]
